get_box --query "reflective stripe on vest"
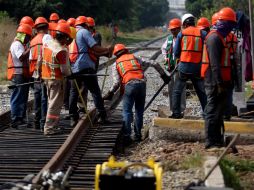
[200,30,231,81]
[116,54,144,84]
[29,33,44,75]
[7,41,29,80]
[180,26,203,64]
[41,45,62,80]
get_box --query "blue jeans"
[10,74,29,121]
[172,71,207,115]
[34,80,48,128]
[122,80,146,138]
[69,69,106,120]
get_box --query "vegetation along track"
[0,36,165,190]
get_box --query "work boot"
[169,113,183,119]
[97,112,110,124]
[123,136,133,146]
[33,121,40,129]
[134,134,142,142]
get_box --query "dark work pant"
[204,86,228,145]
[69,69,106,120]
[10,74,29,121]
[33,81,48,128]
[172,71,207,115]
[63,79,71,110]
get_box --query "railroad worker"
[161,18,186,115]
[103,44,171,145]
[172,13,207,119]
[41,23,72,135]
[7,24,32,128]
[29,17,52,130]
[68,16,113,126]
[197,17,211,33]
[49,13,59,23]
[201,7,237,149]
[19,16,34,28]
[211,12,239,120]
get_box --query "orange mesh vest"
[29,33,44,76]
[226,32,238,55]
[116,54,144,85]
[7,40,29,80]
[180,26,203,64]
[201,30,231,81]
[41,41,66,80]
[69,28,98,64]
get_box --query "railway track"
[0,36,165,190]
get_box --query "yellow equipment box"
[95,156,162,190]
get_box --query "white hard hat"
[181,13,195,24]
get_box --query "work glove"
[160,73,171,84]
[103,91,114,100]
[217,83,225,96]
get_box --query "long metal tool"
[7,81,41,89]
[184,134,240,190]
[144,65,178,111]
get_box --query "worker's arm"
[173,32,182,59]
[57,50,71,77]
[91,44,113,57]
[206,33,223,85]
[103,62,120,100]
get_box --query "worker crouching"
[41,23,72,135]
[104,44,171,146]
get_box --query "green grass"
[0,55,7,84]
[220,158,254,190]
[180,152,204,170]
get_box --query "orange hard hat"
[58,19,67,24]
[218,7,236,22]
[17,24,33,36]
[113,44,127,56]
[20,16,34,28]
[75,16,87,26]
[34,17,48,28]
[56,23,71,37]
[168,18,181,30]
[67,18,76,27]
[87,17,95,27]
[212,12,219,25]
[50,13,59,21]
[48,22,57,38]
[197,17,211,29]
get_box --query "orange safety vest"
[225,32,238,55]
[116,54,144,85]
[69,28,98,64]
[201,30,231,81]
[7,40,29,80]
[29,33,44,76]
[180,26,203,64]
[41,41,66,80]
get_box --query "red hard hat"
[168,18,181,30]
[113,44,126,56]
[212,12,219,25]
[58,19,67,24]
[34,17,48,28]
[17,24,33,36]
[197,17,211,29]
[56,23,71,37]
[87,17,95,27]
[75,16,88,26]
[67,18,76,27]
[50,13,59,21]
[20,16,34,28]
[218,7,236,22]
[48,22,57,38]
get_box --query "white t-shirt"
[10,41,25,75]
